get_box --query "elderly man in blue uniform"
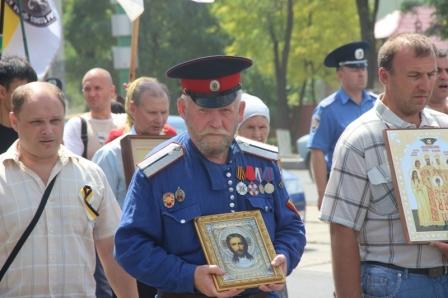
[115,56,306,298]
[308,41,376,209]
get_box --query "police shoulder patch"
[236,136,278,161]
[138,142,184,178]
[319,94,337,108]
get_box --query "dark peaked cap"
[324,41,369,68]
[166,55,252,108]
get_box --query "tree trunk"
[270,0,294,130]
[356,0,379,90]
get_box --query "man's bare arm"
[330,223,362,298]
[96,236,138,298]
[310,149,328,210]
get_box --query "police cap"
[166,55,252,108]
[324,41,369,68]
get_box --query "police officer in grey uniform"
[115,55,306,298]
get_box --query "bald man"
[63,68,127,297]
[63,68,126,160]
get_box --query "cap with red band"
[166,55,252,108]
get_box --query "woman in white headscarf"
[238,92,270,143]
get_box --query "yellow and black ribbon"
[81,185,99,220]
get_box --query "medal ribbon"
[262,167,274,182]
[255,167,262,183]
[245,166,255,181]
[237,166,245,181]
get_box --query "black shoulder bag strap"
[0,174,58,282]
[80,116,88,158]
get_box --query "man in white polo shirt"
[0,82,137,297]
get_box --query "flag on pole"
[116,0,144,22]
[2,0,61,78]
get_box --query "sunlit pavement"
[285,170,335,298]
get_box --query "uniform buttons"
[226,172,232,178]
[265,206,269,212]
[229,202,235,208]
[180,219,186,224]
[228,180,233,186]
[229,187,234,192]
[230,195,235,200]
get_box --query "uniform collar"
[337,88,371,104]
[375,96,440,128]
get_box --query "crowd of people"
[1,31,448,298]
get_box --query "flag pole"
[128,17,140,83]
[16,0,30,61]
[0,0,5,57]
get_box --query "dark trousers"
[138,280,158,298]
[95,253,113,298]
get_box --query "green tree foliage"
[63,0,229,113]
[426,0,448,38]
[212,0,360,133]
[137,0,230,99]
[64,0,116,111]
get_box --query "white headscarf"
[240,92,270,125]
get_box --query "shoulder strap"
[0,174,58,282]
[80,116,88,158]
[236,136,279,160]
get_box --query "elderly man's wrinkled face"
[178,96,244,163]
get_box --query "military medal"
[264,183,274,194]
[175,187,185,202]
[263,167,275,194]
[163,192,175,208]
[236,166,248,195]
[248,182,259,196]
[246,165,259,196]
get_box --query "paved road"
[286,170,335,298]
